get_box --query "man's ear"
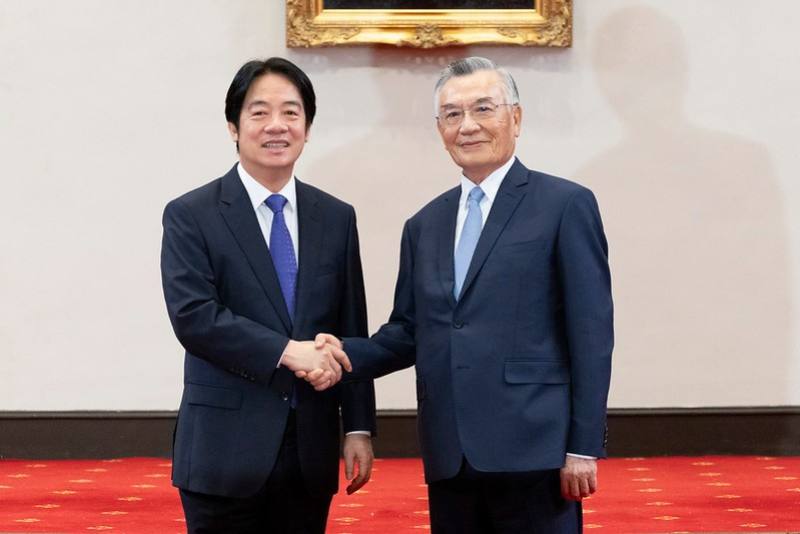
[227,122,239,143]
[513,105,522,138]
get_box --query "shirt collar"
[237,162,297,212]
[459,156,516,206]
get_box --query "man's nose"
[459,112,481,133]
[264,117,289,133]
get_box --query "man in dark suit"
[312,57,613,533]
[160,57,375,534]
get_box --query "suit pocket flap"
[504,361,570,384]
[186,383,242,409]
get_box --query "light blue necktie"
[454,186,485,300]
[265,194,298,321]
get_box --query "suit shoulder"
[407,186,460,225]
[529,170,599,212]
[165,176,223,213]
[298,181,355,216]
[532,170,591,197]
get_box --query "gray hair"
[433,57,520,116]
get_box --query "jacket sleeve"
[344,220,417,381]
[337,207,377,435]
[160,198,290,384]
[557,188,614,457]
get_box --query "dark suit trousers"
[428,458,581,534]
[179,412,332,534]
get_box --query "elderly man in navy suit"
[309,57,613,533]
[161,57,375,534]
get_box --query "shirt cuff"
[566,452,597,460]
[345,431,371,437]
[277,340,291,368]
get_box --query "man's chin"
[258,157,294,170]
[454,155,491,171]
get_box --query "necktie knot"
[467,186,485,205]
[265,194,288,214]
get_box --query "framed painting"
[286,0,572,48]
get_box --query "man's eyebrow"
[246,99,302,110]
[439,96,495,110]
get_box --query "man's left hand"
[559,455,597,501]
[343,434,374,495]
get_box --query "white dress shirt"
[453,157,594,461]
[454,156,515,252]
[238,163,299,262]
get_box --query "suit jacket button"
[282,393,289,401]
[453,321,463,329]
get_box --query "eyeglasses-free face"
[436,70,522,183]
[227,73,310,185]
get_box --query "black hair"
[224,57,317,132]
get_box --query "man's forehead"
[438,71,505,105]
[245,74,302,103]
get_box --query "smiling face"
[227,73,309,189]
[436,70,522,183]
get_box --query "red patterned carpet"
[1,456,799,532]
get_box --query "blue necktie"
[454,186,485,300]
[265,194,298,321]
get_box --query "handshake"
[281,333,351,391]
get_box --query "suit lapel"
[458,160,529,301]
[293,180,322,334]
[436,186,461,308]
[218,166,293,332]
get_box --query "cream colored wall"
[1,0,797,410]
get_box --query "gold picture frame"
[286,0,572,48]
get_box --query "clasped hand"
[282,334,350,391]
